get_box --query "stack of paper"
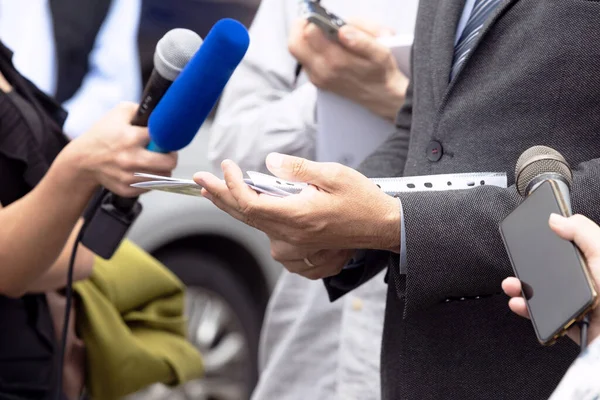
[132,172,508,198]
[315,33,413,168]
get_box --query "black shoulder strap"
[48,0,113,103]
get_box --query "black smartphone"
[304,1,346,42]
[499,180,598,345]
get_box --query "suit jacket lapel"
[430,0,467,106]
[432,0,520,106]
[449,0,519,83]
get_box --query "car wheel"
[127,250,262,400]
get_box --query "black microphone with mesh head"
[511,146,595,353]
[81,28,202,259]
[515,145,573,211]
[132,28,203,127]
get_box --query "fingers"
[194,172,238,208]
[126,126,151,147]
[221,160,259,213]
[501,277,523,297]
[502,277,530,319]
[270,239,308,262]
[133,150,178,175]
[338,25,390,62]
[344,17,395,37]
[304,23,335,53]
[508,297,530,319]
[282,256,347,280]
[549,214,600,263]
[272,244,353,281]
[266,153,342,191]
[114,101,140,119]
[288,19,317,65]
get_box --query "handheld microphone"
[502,147,597,349]
[147,18,250,152]
[82,20,250,259]
[132,28,203,127]
[81,28,203,259]
[515,145,573,211]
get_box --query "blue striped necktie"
[450,0,502,80]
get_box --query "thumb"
[549,214,600,265]
[265,153,337,190]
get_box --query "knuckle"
[288,39,299,57]
[122,127,139,147]
[304,270,322,281]
[571,214,585,223]
[116,101,130,112]
[292,158,308,179]
[372,49,391,65]
[287,230,307,246]
[319,67,335,85]
[308,70,323,87]
[116,153,135,171]
[324,162,344,182]
[119,171,135,186]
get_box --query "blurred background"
[126,1,282,399]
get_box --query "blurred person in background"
[0,0,142,139]
[503,214,600,399]
[209,0,417,398]
[0,37,176,399]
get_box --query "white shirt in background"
[209,1,418,399]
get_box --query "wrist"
[375,196,401,253]
[54,143,99,196]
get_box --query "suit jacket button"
[427,140,443,162]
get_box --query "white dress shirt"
[0,0,142,138]
[210,1,418,399]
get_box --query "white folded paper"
[315,33,413,168]
[132,172,508,198]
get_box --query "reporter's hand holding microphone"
[503,214,600,346]
[62,102,178,198]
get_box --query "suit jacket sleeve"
[324,77,413,301]
[396,160,600,316]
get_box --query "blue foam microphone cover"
[148,19,250,152]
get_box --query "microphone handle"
[113,68,174,211]
[131,69,173,127]
[528,174,572,214]
[554,179,572,214]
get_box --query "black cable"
[578,314,591,354]
[55,222,86,400]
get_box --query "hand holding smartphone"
[303,0,346,42]
[500,180,598,345]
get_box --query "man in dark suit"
[196,0,600,398]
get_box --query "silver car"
[127,121,281,400]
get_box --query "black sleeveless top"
[0,42,70,400]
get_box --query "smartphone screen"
[500,180,596,344]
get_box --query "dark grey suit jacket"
[326,0,600,398]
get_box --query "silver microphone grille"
[154,28,203,81]
[515,145,573,196]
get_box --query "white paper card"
[315,34,413,168]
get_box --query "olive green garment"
[74,240,203,400]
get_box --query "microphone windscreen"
[515,145,573,196]
[154,29,203,81]
[148,19,250,152]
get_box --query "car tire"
[156,249,262,400]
